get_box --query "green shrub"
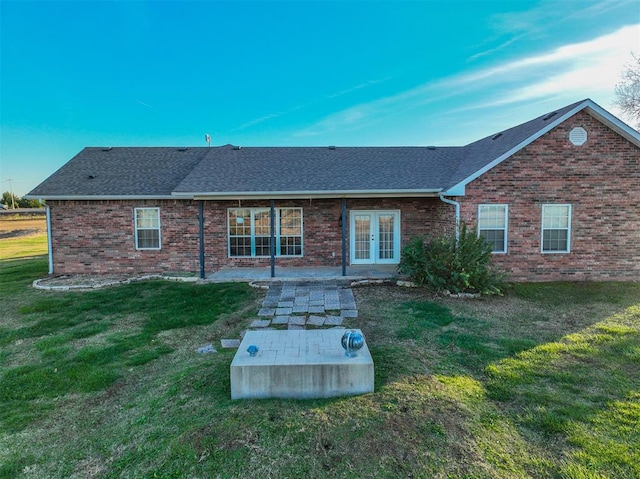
[398,224,504,295]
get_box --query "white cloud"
[295,23,640,137]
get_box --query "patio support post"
[341,198,347,276]
[198,201,205,279]
[270,200,276,278]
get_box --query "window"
[134,207,161,250]
[542,204,571,253]
[228,208,302,257]
[478,204,508,253]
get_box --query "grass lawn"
[1,257,639,477]
[0,216,47,260]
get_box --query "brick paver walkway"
[252,281,357,329]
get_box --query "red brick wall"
[201,198,452,270]
[48,197,452,275]
[458,110,640,281]
[48,200,200,274]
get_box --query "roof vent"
[102,147,112,151]
[492,133,503,140]
[87,175,96,180]
[232,145,242,150]
[569,127,588,146]
[427,146,436,150]
[542,111,558,121]
[328,145,336,150]
[178,147,188,151]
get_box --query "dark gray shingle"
[28,99,604,199]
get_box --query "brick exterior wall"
[48,199,201,274]
[48,197,452,275]
[458,110,640,281]
[47,111,638,281]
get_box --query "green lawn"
[1,257,639,478]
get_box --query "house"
[27,99,640,281]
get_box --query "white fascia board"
[582,100,640,146]
[178,189,443,200]
[24,195,181,201]
[442,184,465,196]
[444,100,600,196]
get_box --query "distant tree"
[18,197,42,208]
[615,53,640,128]
[1,191,18,209]
[1,191,41,209]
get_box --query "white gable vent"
[569,127,587,146]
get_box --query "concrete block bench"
[230,329,374,399]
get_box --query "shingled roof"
[27,99,640,200]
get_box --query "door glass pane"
[354,215,370,260]
[378,214,394,259]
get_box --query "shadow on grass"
[357,284,640,477]
[0,274,257,433]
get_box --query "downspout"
[198,201,205,279]
[439,194,460,242]
[43,202,53,274]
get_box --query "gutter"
[439,194,460,242]
[44,202,54,274]
[25,195,180,201]
[184,189,443,200]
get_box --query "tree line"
[1,191,42,209]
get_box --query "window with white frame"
[134,207,161,250]
[228,207,302,257]
[542,204,571,253]
[478,204,508,253]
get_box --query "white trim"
[134,207,162,250]
[26,195,181,201]
[541,204,572,254]
[188,189,442,200]
[227,207,303,258]
[477,204,508,254]
[27,190,443,201]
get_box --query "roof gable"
[443,99,640,195]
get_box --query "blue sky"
[1,0,639,196]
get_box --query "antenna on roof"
[205,134,211,147]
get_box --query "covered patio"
[205,264,399,283]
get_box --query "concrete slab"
[250,319,272,328]
[230,329,374,399]
[324,316,344,326]
[307,315,325,326]
[272,316,290,325]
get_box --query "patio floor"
[206,264,399,283]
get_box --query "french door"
[350,211,400,264]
